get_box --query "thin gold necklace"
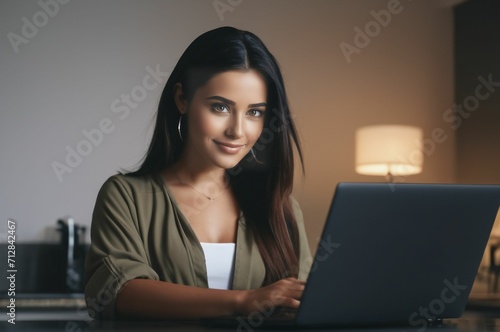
[173,171,230,201]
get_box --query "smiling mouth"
[214,141,246,154]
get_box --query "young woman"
[84,26,311,320]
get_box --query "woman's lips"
[214,141,246,154]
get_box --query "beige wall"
[0,0,455,245]
[281,1,456,250]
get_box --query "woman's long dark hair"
[129,27,304,285]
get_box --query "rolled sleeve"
[84,176,159,319]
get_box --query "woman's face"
[177,70,267,170]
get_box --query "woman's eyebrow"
[206,96,235,105]
[206,96,266,108]
[248,102,267,108]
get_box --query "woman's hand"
[115,278,305,320]
[236,278,305,315]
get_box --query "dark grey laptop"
[203,182,500,329]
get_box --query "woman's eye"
[248,109,264,117]
[212,103,229,113]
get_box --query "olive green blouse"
[84,174,311,319]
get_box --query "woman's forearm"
[115,278,246,319]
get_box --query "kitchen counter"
[0,293,85,309]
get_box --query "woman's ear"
[173,83,187,114]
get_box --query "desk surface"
[2,313,500,332]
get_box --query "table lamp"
[355,125,423,182]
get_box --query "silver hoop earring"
[250,148,263,164]
[177,115,184,141]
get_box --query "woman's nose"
[225,114,244,139]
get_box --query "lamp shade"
[355,125,423,176]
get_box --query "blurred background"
[0,0,499,307]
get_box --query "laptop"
[202,182,500,329]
